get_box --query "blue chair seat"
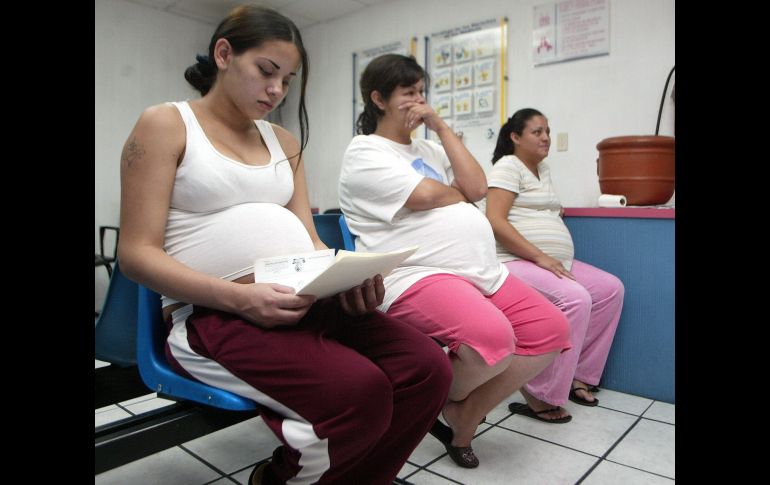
[136,285,258,411]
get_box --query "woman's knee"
[466,317,517,357]
[329,369,394,434]
[543,303,570,344]
[413,339,454,390]
[608,274,625,299]
[449,345,512,400]
[455,343,513,374]
[555,284,592,315]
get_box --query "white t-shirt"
[339,134,508,311]
[487,154,575,270]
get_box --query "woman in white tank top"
[117,6,451,484]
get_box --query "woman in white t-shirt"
[339,54,571,468]
[486,108,625,423]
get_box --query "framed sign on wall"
[425,18,508,172]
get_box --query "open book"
[253,246,419,299]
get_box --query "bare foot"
[442,400,478,447]
[572,380,596,403]
[520,387,571,421]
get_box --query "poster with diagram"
[533,0,609,66]
[352,39,416,135]
[426,18,506,173]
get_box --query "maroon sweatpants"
[166,298,452,484]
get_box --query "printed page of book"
[253,249,335,292]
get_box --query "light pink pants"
[505,259,624,406]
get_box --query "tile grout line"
[573,399,660,484]
[405,466,464,484]
[177,444,232,484]
[114,402,137,416]
[640,416,675,426]
[609,458,675,480]
[602,457,675,481]
[111,394,163,417]
[202,475,239,485]
[493,424,601,460]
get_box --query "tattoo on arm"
[122,136,146,168]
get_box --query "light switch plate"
[556,132,568,151]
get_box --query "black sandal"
[508,402,572,423]
[569,386,599,407]
[429,420,479,468]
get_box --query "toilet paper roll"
[598,194,627,207]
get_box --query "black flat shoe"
[429,420,479,468]
[445,444,479,468]
[248,460,270,484]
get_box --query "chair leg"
[105,263,113,279]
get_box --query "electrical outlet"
[556,132,568,151]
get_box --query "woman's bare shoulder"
[268,123,302,167]
[136,102,184,130]
[269,123,299,149]
[122,103,186,169]
[129,103,186,152]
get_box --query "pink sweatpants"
[505,259,624,406]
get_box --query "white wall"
[95,0,674,306]
[95,0,212,308]
[288,0,675,211]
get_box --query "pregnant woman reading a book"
[116,7,451,484]
[338,54,570,469]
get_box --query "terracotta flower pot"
[596,135,675,206]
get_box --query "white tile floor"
[95,360,674,484]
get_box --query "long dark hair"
[491,108,544,164]
[184,5,310,155]
[356,54,427,135]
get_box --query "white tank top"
[161,101,315,307]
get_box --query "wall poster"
[352,39,417,135]
[425,18,507,173]
[533,0,609,66]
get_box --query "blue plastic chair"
[312,214,346,253]
[337,215,356,251]
[135,213,353,411]
[95,261,138,367]
[136,285,258,410]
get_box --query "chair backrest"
[338,215,356,251]
[134,216,352,411]
[136,285,258,411]
[95,260,138,367]
[313,214,347,252]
